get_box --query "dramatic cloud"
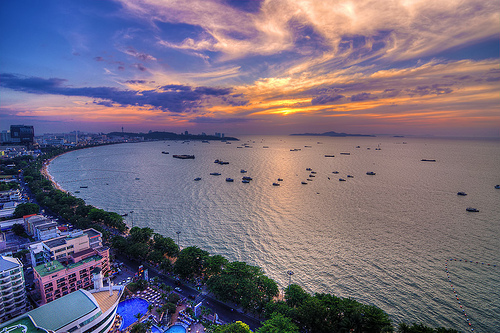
[1,73,233,113]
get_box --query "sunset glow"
[1,0,498,136]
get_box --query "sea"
[48,135,500,332]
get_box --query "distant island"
[107,131,239,141]
[290,131,375,137]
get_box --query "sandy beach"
[41,156,66,193]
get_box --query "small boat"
[210,172,221,176]
[304,145,312,147]
[366,172,376,175]
[122,213,128,217]
[332,171,339,174]
[356,146,360,148]
[194,177,202,181]
[466,207,479,212]
[347,175,354,178]
[301,182,308,184]
[340,152,350,155]
[307,179,313,181]
[495,185,500,189]
[263,146,269,148]
[202,140,209,143]
[80,186,88,188]
[173,155,195,159]
[226,178,234,182]
[324,155,335,157]
[311,171,317,174]
[367,148,371,150]
[272,183,280,186]
[457,192,467,196]
[339,178,346,181]
[135,177,140,180]
[74,190,80,193]
[309,174,316,177]
[277,178,283,181]
[290,148,301,151]
[421,159,436,162]
[306,168,312,171]
[214,159,220,163]
[162,151,169,154]
[240,169,247,173]
[242,176,253,181]
[242,179,250,183]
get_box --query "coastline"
[41,154,67,193]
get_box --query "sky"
[1,0,499,137]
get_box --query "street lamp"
[176,231,181,247]
[287,270,294,289]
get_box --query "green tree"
[285,284,310,308]
[258,313,300,333]
[213,321,252,333]
[130,322,147,333]
[13,203,39,218]
[11,224,28,238]
[174,246,209,279]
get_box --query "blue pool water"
[166,325,186,333]
[117,298,149,330]
[151,325,163,333]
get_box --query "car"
[174,287,182,292]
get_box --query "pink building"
[33,229,109,305]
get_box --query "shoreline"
[41,154,68,193]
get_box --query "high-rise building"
[0,256,27,322]
[10,125,34,144]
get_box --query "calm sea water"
[48,136,500,331]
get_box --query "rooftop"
[0,315,49,333]
[92,289,122,314]
[0,255,21,272]
[34,260,65,277]
[28,289,98,331]
[83,228,100,239]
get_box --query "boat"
[290,148,301,151]
[340,152,350,155]
[457,192,467,196]
[309,174,316,177]
[242,176,253,181]
[339,178,346,181]
[173,155,195,159]
[210,172,221,176]
[202,140,209,143]
[347,175,353,178]
[421,159,436,162]
[122,213,128,217]
[194,177,202,181]
[226,178,234,182]
[214,159,220,163]
[311,171,317,174]
[277,178,283,181]
[356,146,360,148]
[324,155,335,157]
[240,169,247,173]
[80,186,88,188]
[306,168,312,171]
[366,172,376,175]
[162,151,169,154]
[466,207,479,212]
[304,145,312,148]
[307,179,313,181]
[495,185,500,189]
[74,190,80,193]
[135,177,140,180]
[242,179,250,183]
[263,146,269,148]
[301,182,308,184]
[332,171,339,174]
[272,183,280,186]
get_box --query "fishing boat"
[272,183,280,186]
[240,169,247,173]
[194,177,202,181]
[340,152,350,155]
[277,178,283,181]
[242,176,253,181]
[339,178,346,181]
[162,151,169,154]
[210,172,221,176]
[366,172,376,175]
[301,182,308,184]
[457,192,467,196]
[421,159,436,162]
[324,155,335,157]
[226,178,234,182]
[466,207,479,212]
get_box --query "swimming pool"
[117,298,149,330]
[165,324,186,333]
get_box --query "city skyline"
[1,0,499,137]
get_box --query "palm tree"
[134,312,143,323]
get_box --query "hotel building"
[32,229,110,304]
[0,256,27,322]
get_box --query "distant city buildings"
[0,255,27,322]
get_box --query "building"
[10,125,34,144]
[24,214,59,241]
[0,273,124,332]
[32,229,110,304]
[0,256,27,322]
